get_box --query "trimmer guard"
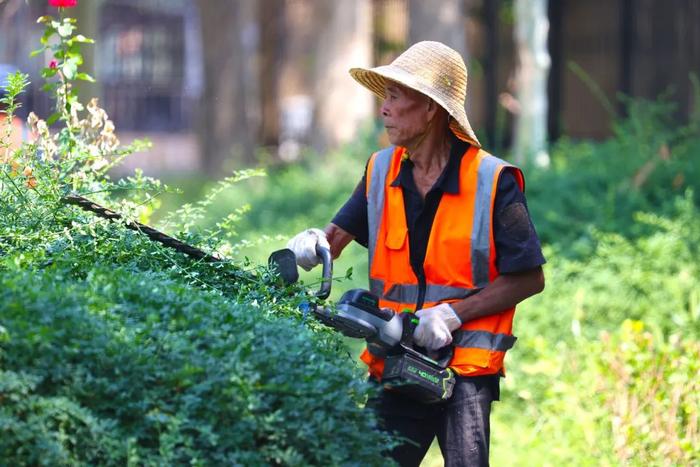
[313,305,378,339]
[313,289,404,345]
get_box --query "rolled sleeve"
[331,173,369,248]
[493,169,546,273]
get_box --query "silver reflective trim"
[371,280,479,305]
[471,155,511,288]
[452,329,517,351]
[424,284,481,302]
[367,147,395,274]
[384,283,419,304]
[369,278,384,297]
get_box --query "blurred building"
[0,0,698,173]
[1,0,202,173]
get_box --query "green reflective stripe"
[367,147,394,275]
[452,329,517,352]
[370,279,479,305]
[472,155,512,288]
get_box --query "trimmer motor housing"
[314,288,456,403]
[313,289,403,350]
[267,248,455,403]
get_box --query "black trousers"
[368,375,499,467]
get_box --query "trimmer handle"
[267,245,333,299]
[315,244,333,299]
[399,311,419,347]
[400,311,453,369]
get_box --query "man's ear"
[427,98,443,120]
[426,98,440,120]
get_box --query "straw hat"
[349,41,480,148]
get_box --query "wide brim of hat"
[349,65,481,148]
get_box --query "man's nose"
[380,100,389,117]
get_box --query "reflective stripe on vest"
[362,145,525,378]
[366,146,394,272]
[452,329,517,352]
[369,278,481,305]
[365,329,516,358]
[472,155,504,288]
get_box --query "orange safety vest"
[360,144,525,379]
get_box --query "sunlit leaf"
[40,68,58,79]
[57,22,73,38]
[75,72,96,83]
[46,112,61,125]
[70,34,94,44]
[62,61,77,80]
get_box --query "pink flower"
[48,0,78,7]
[49,59,58,69]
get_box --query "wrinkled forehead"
[384,80,429,101]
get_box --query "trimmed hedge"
[1,247,392,465]
[0,32,394,462]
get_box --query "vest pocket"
[385,227,407,250]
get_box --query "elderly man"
[287,41,545,466]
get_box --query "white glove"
[286,228,331,271]
[414,303,462,351]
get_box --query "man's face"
[380,81,432,147]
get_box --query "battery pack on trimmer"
[381,348,456,403]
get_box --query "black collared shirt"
[391,139,463,282]
[331,137,546,286]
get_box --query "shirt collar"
[390,135,470,194]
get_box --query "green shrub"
[596,321,700,465]
[517,191,700,346]
[0,14,393,466]
[494,195,700,466]
[0,370,120,466]
[494,321,699,467]
[527,92,700,256]
[0,261,389,465]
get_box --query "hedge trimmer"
[269,247,456,403]
[62,193,224,263]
